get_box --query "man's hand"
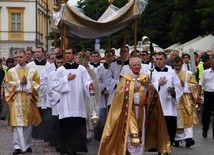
[102,89,109,96]
[89,83,95,91]
[158,77,167,86]
[67,73,76,81]
[180,80,185,87]
[20,76,27,85]
[167,87,175,94]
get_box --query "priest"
[99,57,171,155]
[173,56,199,147]
[4,49,41,154]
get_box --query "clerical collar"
[34,59,46,66]
[209,68,214,72]
[155,66,168,72]
[68,61,75,65]
[54,63,58,69]
[117,60,129,65]
[26,59,32,64]
[64,62,79,69]
[142,61,149,64]
[16,64,28,69]
[103,63,109,69]
[90,62,100,68]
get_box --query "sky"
[68,0,78,5]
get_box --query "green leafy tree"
[140,0,175,48]
[196,0,214,35]
[169,0,202,44]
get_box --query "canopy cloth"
[52,0,148,39]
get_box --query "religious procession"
[0,0,214,155]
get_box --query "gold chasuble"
[4,66,41,127]
[176,71,199,129]
[98,74,171,155]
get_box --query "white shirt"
[200,68,214,92]
[182,63,192,72]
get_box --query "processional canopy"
[51,0,148,39]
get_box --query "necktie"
[187,64,190,71]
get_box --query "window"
[11,13,21,32]
[7,7,25,41]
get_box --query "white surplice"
[40,63,57,109]
[52,64,93,119]
[48,69,61,116]
[152,66,183,116]
[97,64,108,109]
[27,61,49,107]
[106,61,129,106]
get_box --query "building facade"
[0,0,54,58]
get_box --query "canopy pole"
[134,20,137,52]
[54,32,57,48]
[107,35,112,68]
[108,35,111,51]
[60,25,67,56]
[121,28,127,68]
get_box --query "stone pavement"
[0,113,213,155]
[0,120,98,155]
[145,115,214,155]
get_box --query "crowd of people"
[0,45,214,155]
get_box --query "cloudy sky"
[68,0,78,5]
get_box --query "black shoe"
[13,149,21,155]
[26,147,32,153]
[173,140,180,147]
[1,117,6,120]
[55,146,61,153]
[202,132,207,138]
[185,139,195,147]
[60,150,68,155]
